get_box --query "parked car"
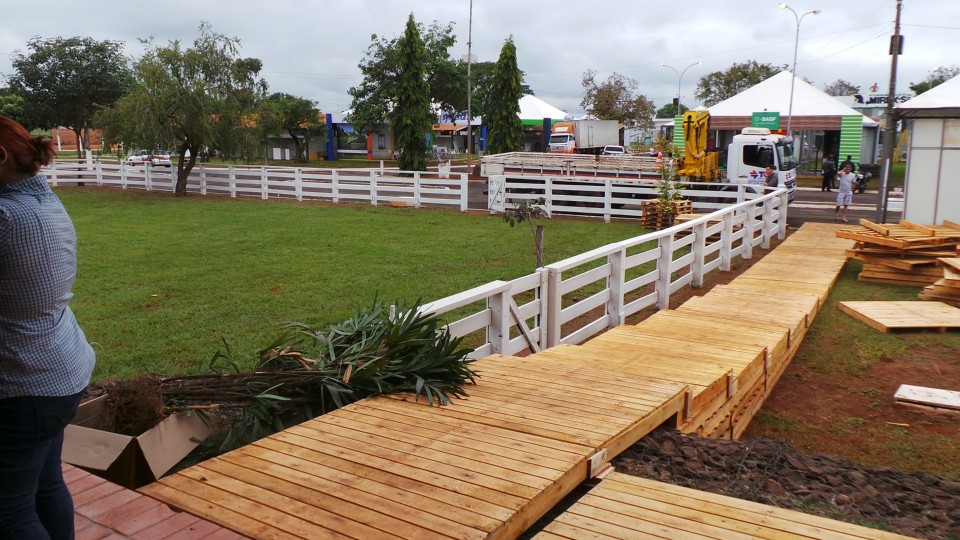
[601,145,628,156]
[126,150,172,167]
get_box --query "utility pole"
[466,0,474,159]
[876,0,903,224]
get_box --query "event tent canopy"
[707,71,878,130]
[518,94,568,126]
[896,75,960,118]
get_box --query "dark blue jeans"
[0,392,83,540]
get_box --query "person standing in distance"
[821,154,836,192]
[0,116,96,539]
[834,163,856,223]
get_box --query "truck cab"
[726,127,798,203]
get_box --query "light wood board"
[839,301,960,332]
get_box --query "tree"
[695,61,782,107]
[8,36,130,157]
[0,87,24,122]
[389,14,433,172]
[485,38,524,155]
[266,93,323,162]
[822,79,860,96]
[97,23,270,196]
[909,66,960,95]
[656,102,688,118]
[468,61,533,120]
[348,20,463,133]
[580,71,655,128]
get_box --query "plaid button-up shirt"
[0,174,95,398]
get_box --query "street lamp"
[779,3,820,134]
[660,61,701,116]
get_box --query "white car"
[126,150,172,167]
[601,145,628,156]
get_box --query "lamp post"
[779,3,820,135]
[660,61,701,116]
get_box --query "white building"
[895,75,960,225]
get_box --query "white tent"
[708,71,878,129]
[896,74,960,118]
[518,95,568,125]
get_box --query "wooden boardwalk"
[129,223,876,539]
[532,473,916,540]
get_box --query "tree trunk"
[175,145,200,197]
[73,128,83,159]
[534,225,544,269]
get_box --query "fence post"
[779,190,789,240]
[95,160,103,185]
[536,268,548,350]
[370,171,378,206]
[743,205,756,259]
[545,267,563,348]
[331,169,339,203]
[607,248,626,327]
[721,210,734,271]
[145,165,153,192]
[761,196,774,249]
[120,162,127,189]
[603,178,612,223]
[544,176,554,216]
[692,220,707,287]
[229,165,236,198]
[413,172,421,208]
[655,233,674,310]
[199,165,207,195]
[260,166,269,200]
[487,288,511,355]
[295,168,303,202]
[460,173,469,212]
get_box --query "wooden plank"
[839,301,960,332]
[894,384,960,411]
[583,473,918,540]
[899,220,937,236]
[859,219,891,236]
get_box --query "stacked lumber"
[919,258,960,307]
[837,219,960,286]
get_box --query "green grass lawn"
[60,188,640,380]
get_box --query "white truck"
[548,120,620,155]
[724,127,798,203]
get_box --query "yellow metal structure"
[678,110,719,181]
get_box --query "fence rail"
[488,174,772,222]
[44,161,470,211]
[418,188,788,357]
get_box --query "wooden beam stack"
[919,258,960,307]
[837,219,960,286]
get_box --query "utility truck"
[678,110,798,203]
[548,120,620,155]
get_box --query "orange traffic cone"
[656,151,663,167]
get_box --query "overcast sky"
[2,0,957,117]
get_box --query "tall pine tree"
[485,37,523,155]
[390,14,432,172]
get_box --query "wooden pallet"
[532,473,918,540]
[894,384,960,416]
[140,353,688,540]
[838,300,960,332]
[919,258,960,307]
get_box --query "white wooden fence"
[481,151,661,179]
[488,174,774,222]
[43,160,470,211]
[418,188,788,358]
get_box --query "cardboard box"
[63,395,213,489]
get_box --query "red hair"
[0,116,56,175]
